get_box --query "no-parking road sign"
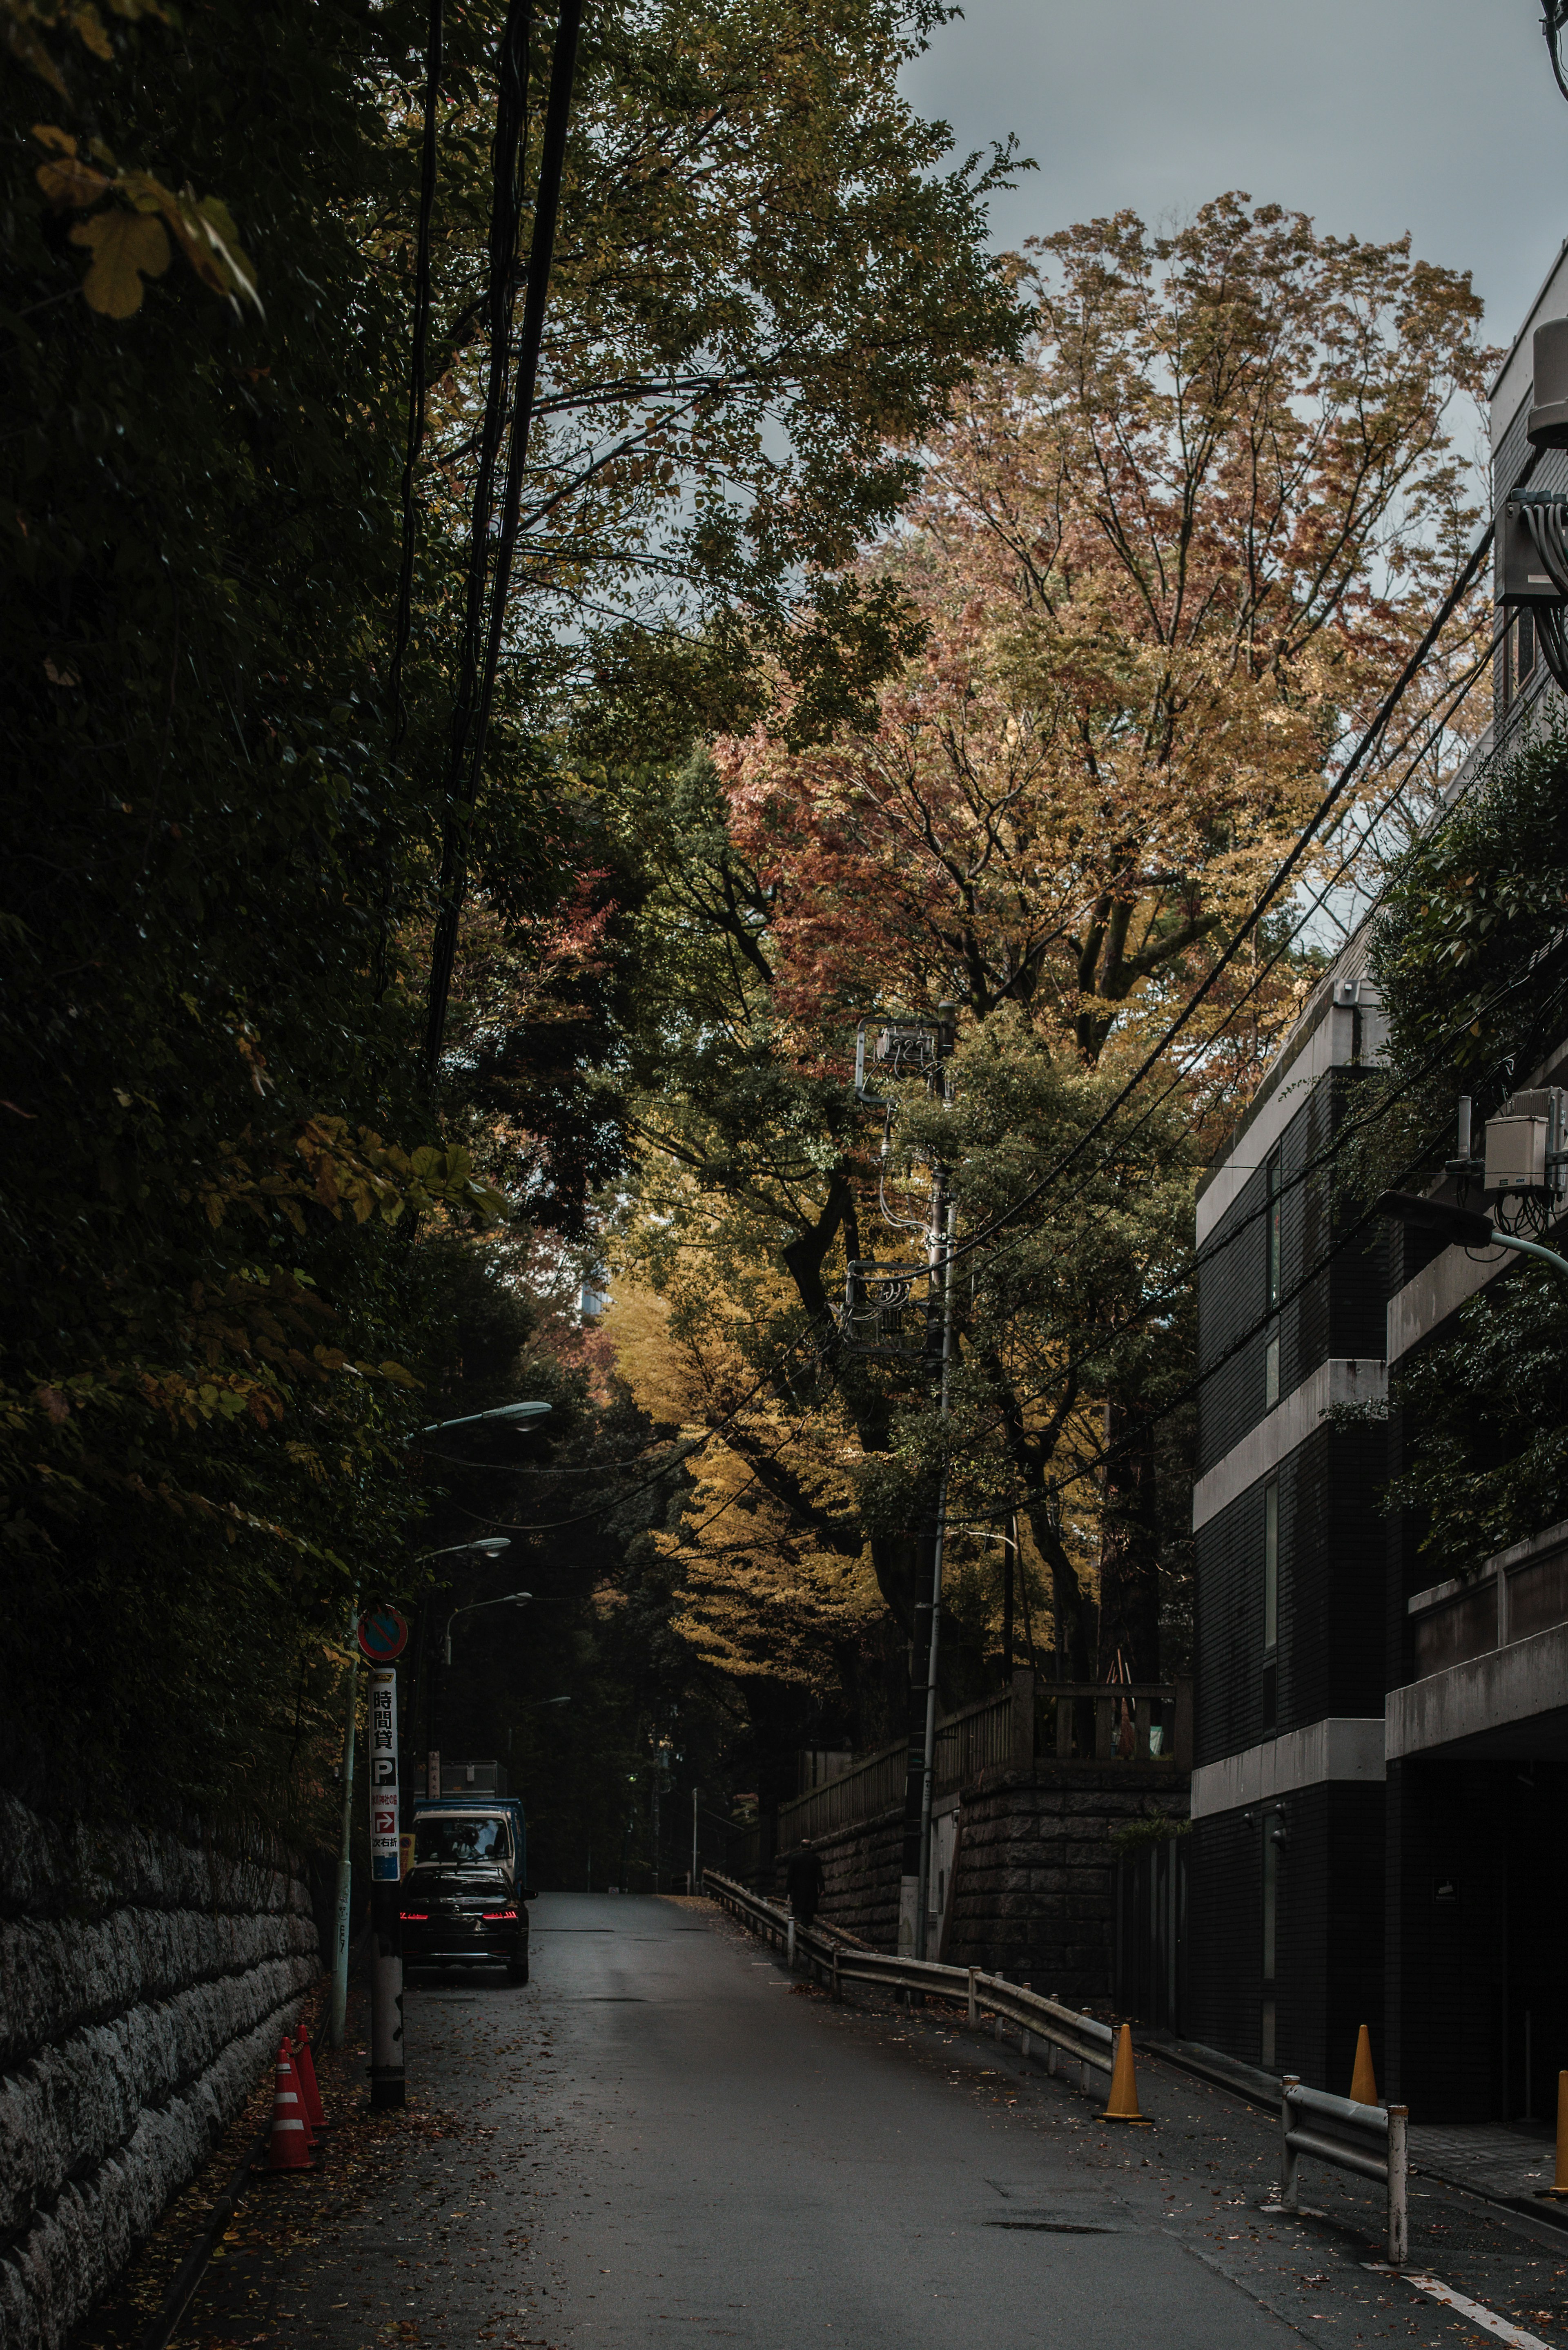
[357,1608,408,1663]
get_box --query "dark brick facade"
[1191,1038,1392,2081]
[1195,1422,1387,1771]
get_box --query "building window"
[1261,1828,1278,2069]
[1264,1481,1279,1654]
[1262,1480,1278,1732]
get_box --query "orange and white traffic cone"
[292,2027,325,2134]
[1099,2023,1152,2126]
[1350,2024,1379,2107]
[257,2039,316,2172]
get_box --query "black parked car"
[399,1803,535,1982]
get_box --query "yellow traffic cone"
[1350,2025,1378,2107]
[1098,2023,1152,2126]
[1537,2072,1568,2200]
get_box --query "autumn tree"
[609,196,1496,1716]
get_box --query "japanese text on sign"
[368,1667,400,1881]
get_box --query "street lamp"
[444,1589,533,1664]
[419,1535,510,1564]
[418,1401,551,1437]
[1375,1190,1568,1278]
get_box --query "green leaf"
[69,209,170,317]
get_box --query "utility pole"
[692,1786,700,1893]
[898,1003,957,1961]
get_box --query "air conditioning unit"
[1484,1089,1568,1195]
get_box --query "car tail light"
[483,1909,517,1921]
[399,1910,428,1921]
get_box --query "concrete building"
[1185,245,1568,2117]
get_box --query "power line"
[929,519,1495,1278]
[954,952,1568,1531]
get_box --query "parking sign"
[368,1668,400,1882]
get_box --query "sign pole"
[328,1601,359,2050]
[367,1663,405,2110]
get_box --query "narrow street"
[171,1896,1568,2350]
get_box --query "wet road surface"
[169,1893,1568,2349]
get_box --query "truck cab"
[399,1792,533,1982]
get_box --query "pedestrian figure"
[785,1839,825,1929]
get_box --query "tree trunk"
[1098,1397,1161,1682]
[1027,1505,1094,1681]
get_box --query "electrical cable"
[502,916,1557,1560]
[953,959,1568,1533]
[922,518,1495,1279]
[511,915,1550,1550]
[956,932,1568,1476]
[427,550,1505,1548]
[850,584,1502,1315]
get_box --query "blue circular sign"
[357,1607,408,1662]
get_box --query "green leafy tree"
[0,0,1018,1821]
[1364,708,1568,1576]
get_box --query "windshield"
[414,1815,511,1866]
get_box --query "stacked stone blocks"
[0,1794,318,2350]
[767,1760,1188,2010]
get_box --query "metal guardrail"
[703,1871,1116,2089]
[1276,2074,1408,2265]
[708,1874,1414,2264]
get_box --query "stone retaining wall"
[943,1763,1187,2005]
[766,1762,1188,2009]
[0,1795,318,2350]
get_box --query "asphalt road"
[172,1893,1568,2350]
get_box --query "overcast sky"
[903,0,1568,363]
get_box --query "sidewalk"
[1138,2028,1568,2225]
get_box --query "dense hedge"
[1368,705,1568,1573]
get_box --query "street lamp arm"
[1492,1229,1568,1278]
[443,1589,532,1663]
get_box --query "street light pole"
[413,1537,509,1800]
[329,1600,359,2049]
[898,1003,958,1964]
[914,1188,957,1961]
